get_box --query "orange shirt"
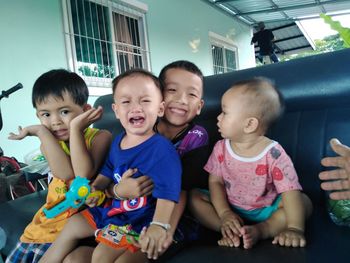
[20,128,99,243]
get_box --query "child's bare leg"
[39,213,95,263]
[115,250,148,263]
[189,189,221,231]
[189,189,240,247]
[272,193,312,247]
[241,193,312,249]
[91,243,125,263]
[63,246,94,263]
[240,209,286,249]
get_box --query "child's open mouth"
[129,116,145,126]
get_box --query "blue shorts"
[232,195,282,223]
[198,189,282,223]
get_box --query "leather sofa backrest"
[94,48,350,202]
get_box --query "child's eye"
[189,93,198,98]
[61,110,69,116]
[141,99,151,103]
[166,88,176,92]
[41,113,50,117]
[121,100,129,104]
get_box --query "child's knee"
[301,193,313,217]
[188,189,210,210]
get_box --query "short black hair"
[158,60,204,92]
[112,68,161,96]
[32,69,88,108]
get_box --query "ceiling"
[203,0,350,55]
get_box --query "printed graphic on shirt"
[107,197,147,217]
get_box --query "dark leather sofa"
[1,49,350,262]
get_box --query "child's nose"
[217,113,222,121]
[175,92,188,104]
[51,115,63,125]
[130,102,142,112]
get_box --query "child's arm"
[140,198,175,260]
[9,125,73,180]
[69,106,112,179]
[105,168,153,199]
[209,174,243,238]
[282,190,306,231]
[161,191,186,250]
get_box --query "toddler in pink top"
[190,77,312,249]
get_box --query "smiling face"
[112,75,164,139]
[35,92,86,141]
[162,68,204,129]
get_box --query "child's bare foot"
[218,235,240,247]
[272,229,306,247]
[241,225,261,249]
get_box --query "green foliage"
[78,64,115,79]
[320,13,350,48]
[280,33,344,61]
[315,34,345,52]
[279,14,349,62]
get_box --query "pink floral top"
[204,139,302,211]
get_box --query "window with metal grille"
[62,0,150,95]
[209,32,238,75]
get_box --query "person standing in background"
[251,22,279,64]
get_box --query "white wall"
[0,0,67,161]
[0,0,255,161]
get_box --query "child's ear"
[112,103,120,119]
[196,99,204,115]
[83,104,92,112]
[244,117,259,133]
[158,101,165,117]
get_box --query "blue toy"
[43,176,90,219]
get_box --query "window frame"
[209,31,239,74]
[62,0,150,96]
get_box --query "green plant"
[320,13,350,48]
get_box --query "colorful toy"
[43,176,90,218]
[87,190,106,206]
[96,224,139,244]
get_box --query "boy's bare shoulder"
[92,129,112,145]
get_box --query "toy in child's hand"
[96,224,139,246]
[86,190,106,206]
[43,176,90,218]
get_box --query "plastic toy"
[96,224,139,245]
[43,176,90,218]
[87,190,106,206]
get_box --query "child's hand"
[85,187,103,207]
[158,230,174,254]
[119,168,153,199]
[8,125,46,140]
[139,225,167,260]
[70,106,103,132]
[220,210,243,241]
[85,194,99,207]
[272,228,306,247]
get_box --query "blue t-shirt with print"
[89,133,181,232]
